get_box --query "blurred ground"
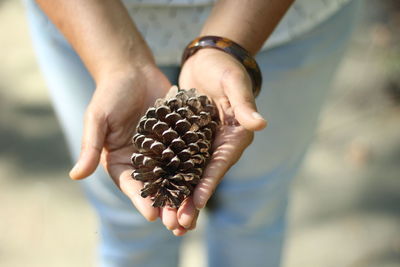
[0,0,399,267]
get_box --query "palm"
[179,49,254,125]
[172,49,261,231]
[197,123,253,202]
[75,68,172,220]
[102,143,162,219]
[72,52,264,235]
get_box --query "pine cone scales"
[131,88,219,208]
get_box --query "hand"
[69,65,173,222]
[165,49,267,235]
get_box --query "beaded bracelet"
[181,36,262,97]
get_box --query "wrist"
[199,31,253,55]
[95,61,157,88]
[92,38,157,83]
[95,55,157,86]
[183,48,221,66]
[199,0,294,55]
[181,36,262,96]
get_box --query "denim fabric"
[24,1,358,266]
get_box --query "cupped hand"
[68,49,266,237]
[172,48,267,233]
[69,65,172,222]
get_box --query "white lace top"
[122,0,352,65]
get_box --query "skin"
[36,0,293,236]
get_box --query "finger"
[117,168,159,222]
[188,209,199,230]
[193,126,253,209]
[161,207,180,231]
[193,150,230,209]
[102,148,159,222]
[172,227,188,236]
[177,197,198,229]
[223,70,267,131]
[70,110,107,180]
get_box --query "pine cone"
[131,87,219,208]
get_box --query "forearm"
[201,0,294,55]
[36,0,154,82]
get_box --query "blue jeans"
[24,1,358,266]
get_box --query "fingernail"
[252,112,265,121]
[196,202,206,210]
[69,162,79,179]
[178,212,191,229]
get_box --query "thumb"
[224,71,267,131]
[69,110,106,180]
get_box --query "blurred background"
[0,0,399,266]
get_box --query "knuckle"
[231,96,255,111]
[222,68,244,85]
[225,68,250,85]
[211,156,231,171]
[84,108,94,121]
[84,107,105,123]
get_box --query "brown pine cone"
[131,87,219,208]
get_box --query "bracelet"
[181,36,262,97]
